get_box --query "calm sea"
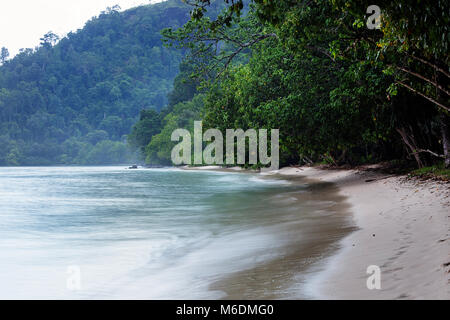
[0,166,352,299]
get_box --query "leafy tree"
[161,0,448,168]
[162,2,271,81]
[40,31,60,48]
[146,94,204,165]
[127,109,162,155]
[0,47,9,65]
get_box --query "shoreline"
[276,166,450,299]
[207,171,354,299]
[184,165,450,299]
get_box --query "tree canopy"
[0,0,191,165]
[132,0,449,169]
[1,0,448,169]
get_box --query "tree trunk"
[440,113,450,168]
[435,62,450,168]
[396,127,424,168]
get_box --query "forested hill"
[0,0,190,165]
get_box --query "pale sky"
[0,0,165,58]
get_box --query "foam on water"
[0,166,350,299]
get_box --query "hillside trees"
[0,0,191,165]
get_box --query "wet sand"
[208,173,356,299]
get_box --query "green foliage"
[127,109,162,155]
[156,0,448,168]
[76,140,131,165]
[410,163,450,180]
[161,1,256,81]
[0,47,9,65]
[128,58,203,161]
[0,0,191,165]
[202,35,395,166]
[1,0,448,169]
[146,94,204,165]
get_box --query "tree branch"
[306,45,336,62]
[215,33,277,78]
[410,149,445,159]
[395,81,450,112]
[407,54,450,79]
[397,66,450,96]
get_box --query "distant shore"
[185,165,450,299]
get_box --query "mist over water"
[0,167,351,299]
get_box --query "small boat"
[128,165,138,169]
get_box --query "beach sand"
[277,166,450,299]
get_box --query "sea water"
[0,166,352,299]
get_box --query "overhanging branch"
[397,66,450,96]
[395,81,450,112]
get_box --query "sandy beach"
[277,166,450,299]
[184,165,450,299]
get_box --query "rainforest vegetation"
[0,0,190,165]
[1,0,449,170]
[134,0,449,170]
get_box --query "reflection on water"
[0,166,352,299]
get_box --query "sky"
[0,0,164,58]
